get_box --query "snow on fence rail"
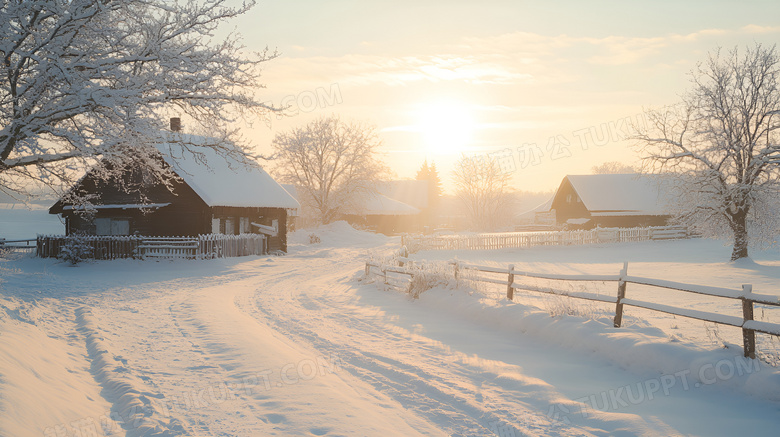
[401,226,691,252]
[0,238,37,253]
[364,260,780,359]
[36,234,267,260]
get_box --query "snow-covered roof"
[157,136,299,210]
[280,184,300,216]
[377,180,429,209]
[516,196,554,220]
[563,174,670,216]
[360,193,420,216]
[63,203,170,211]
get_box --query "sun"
[416,101,476,155]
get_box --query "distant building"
[377,180,429,211]
[49,127,299,252]
[341,191,421,235]
[549,174,672,229]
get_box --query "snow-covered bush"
[543,295,599,319]
[309,233,321,244]
[407,264,456,299]
[58,235,93,265]
[403,235,425,254]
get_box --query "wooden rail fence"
[36,234,267,260]
[0,238,37,254]
[365,260,780,359]
[401,226,691,252]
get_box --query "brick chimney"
[170,117,181,132]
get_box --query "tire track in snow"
[161,261,447,436]
[236,256,597,437]
[237,247,684,436]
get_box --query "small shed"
[550,174,672,229]
[50,134,299,252]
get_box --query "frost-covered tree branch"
[0,0,277,197]
[633,44,780,260]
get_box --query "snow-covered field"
[1,220,780,436]
[0,203,63,240]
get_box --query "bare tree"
[452,154,513,231]
[591,161,637,174]
[634,44,780,260]
[0,0,276,198]
[271,116,388,225]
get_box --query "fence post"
[453,261,459,282]
[614,262,628,328]
[741,284,756,359]
[365,262,370,277]
[506,264,515,301]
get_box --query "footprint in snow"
[264,413,286,424]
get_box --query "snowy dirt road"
[2,228,780,436]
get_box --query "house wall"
[210,206,288,252]
[550,178,591,226]
[53,167,211,237]
[591,215,670,228]
[343,214,420,235]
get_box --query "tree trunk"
[730,210,749,261]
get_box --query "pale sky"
[229,0,780,192]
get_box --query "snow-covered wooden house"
[550,174,672,229]
[49,134,299,252]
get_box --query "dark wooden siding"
[52,165,211,237]
[550,177,591,226]
[591,215,670,228]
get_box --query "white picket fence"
[401,226,691,252]
[37,233,267,260]
[196,233,267,259]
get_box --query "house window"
[239,217,250,234]
[95,218,130,235]
[566,194,572,203]
[224,218,235,235]
[211,217,220,234]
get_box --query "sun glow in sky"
[231,0,780,192]
[416,101,476,156]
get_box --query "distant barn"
[342,192,421,235]
[50,132,299,252]
[549,174,672,229]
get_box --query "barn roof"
[377,180,429,209]
[559,174,670,216]
[280,184,300,216]
[157,136,299,210]
[349,192,420,216]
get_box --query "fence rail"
[365,259,780,359]
[401,226,691,252]
[36,234,267,260]
[0,238,37,253]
